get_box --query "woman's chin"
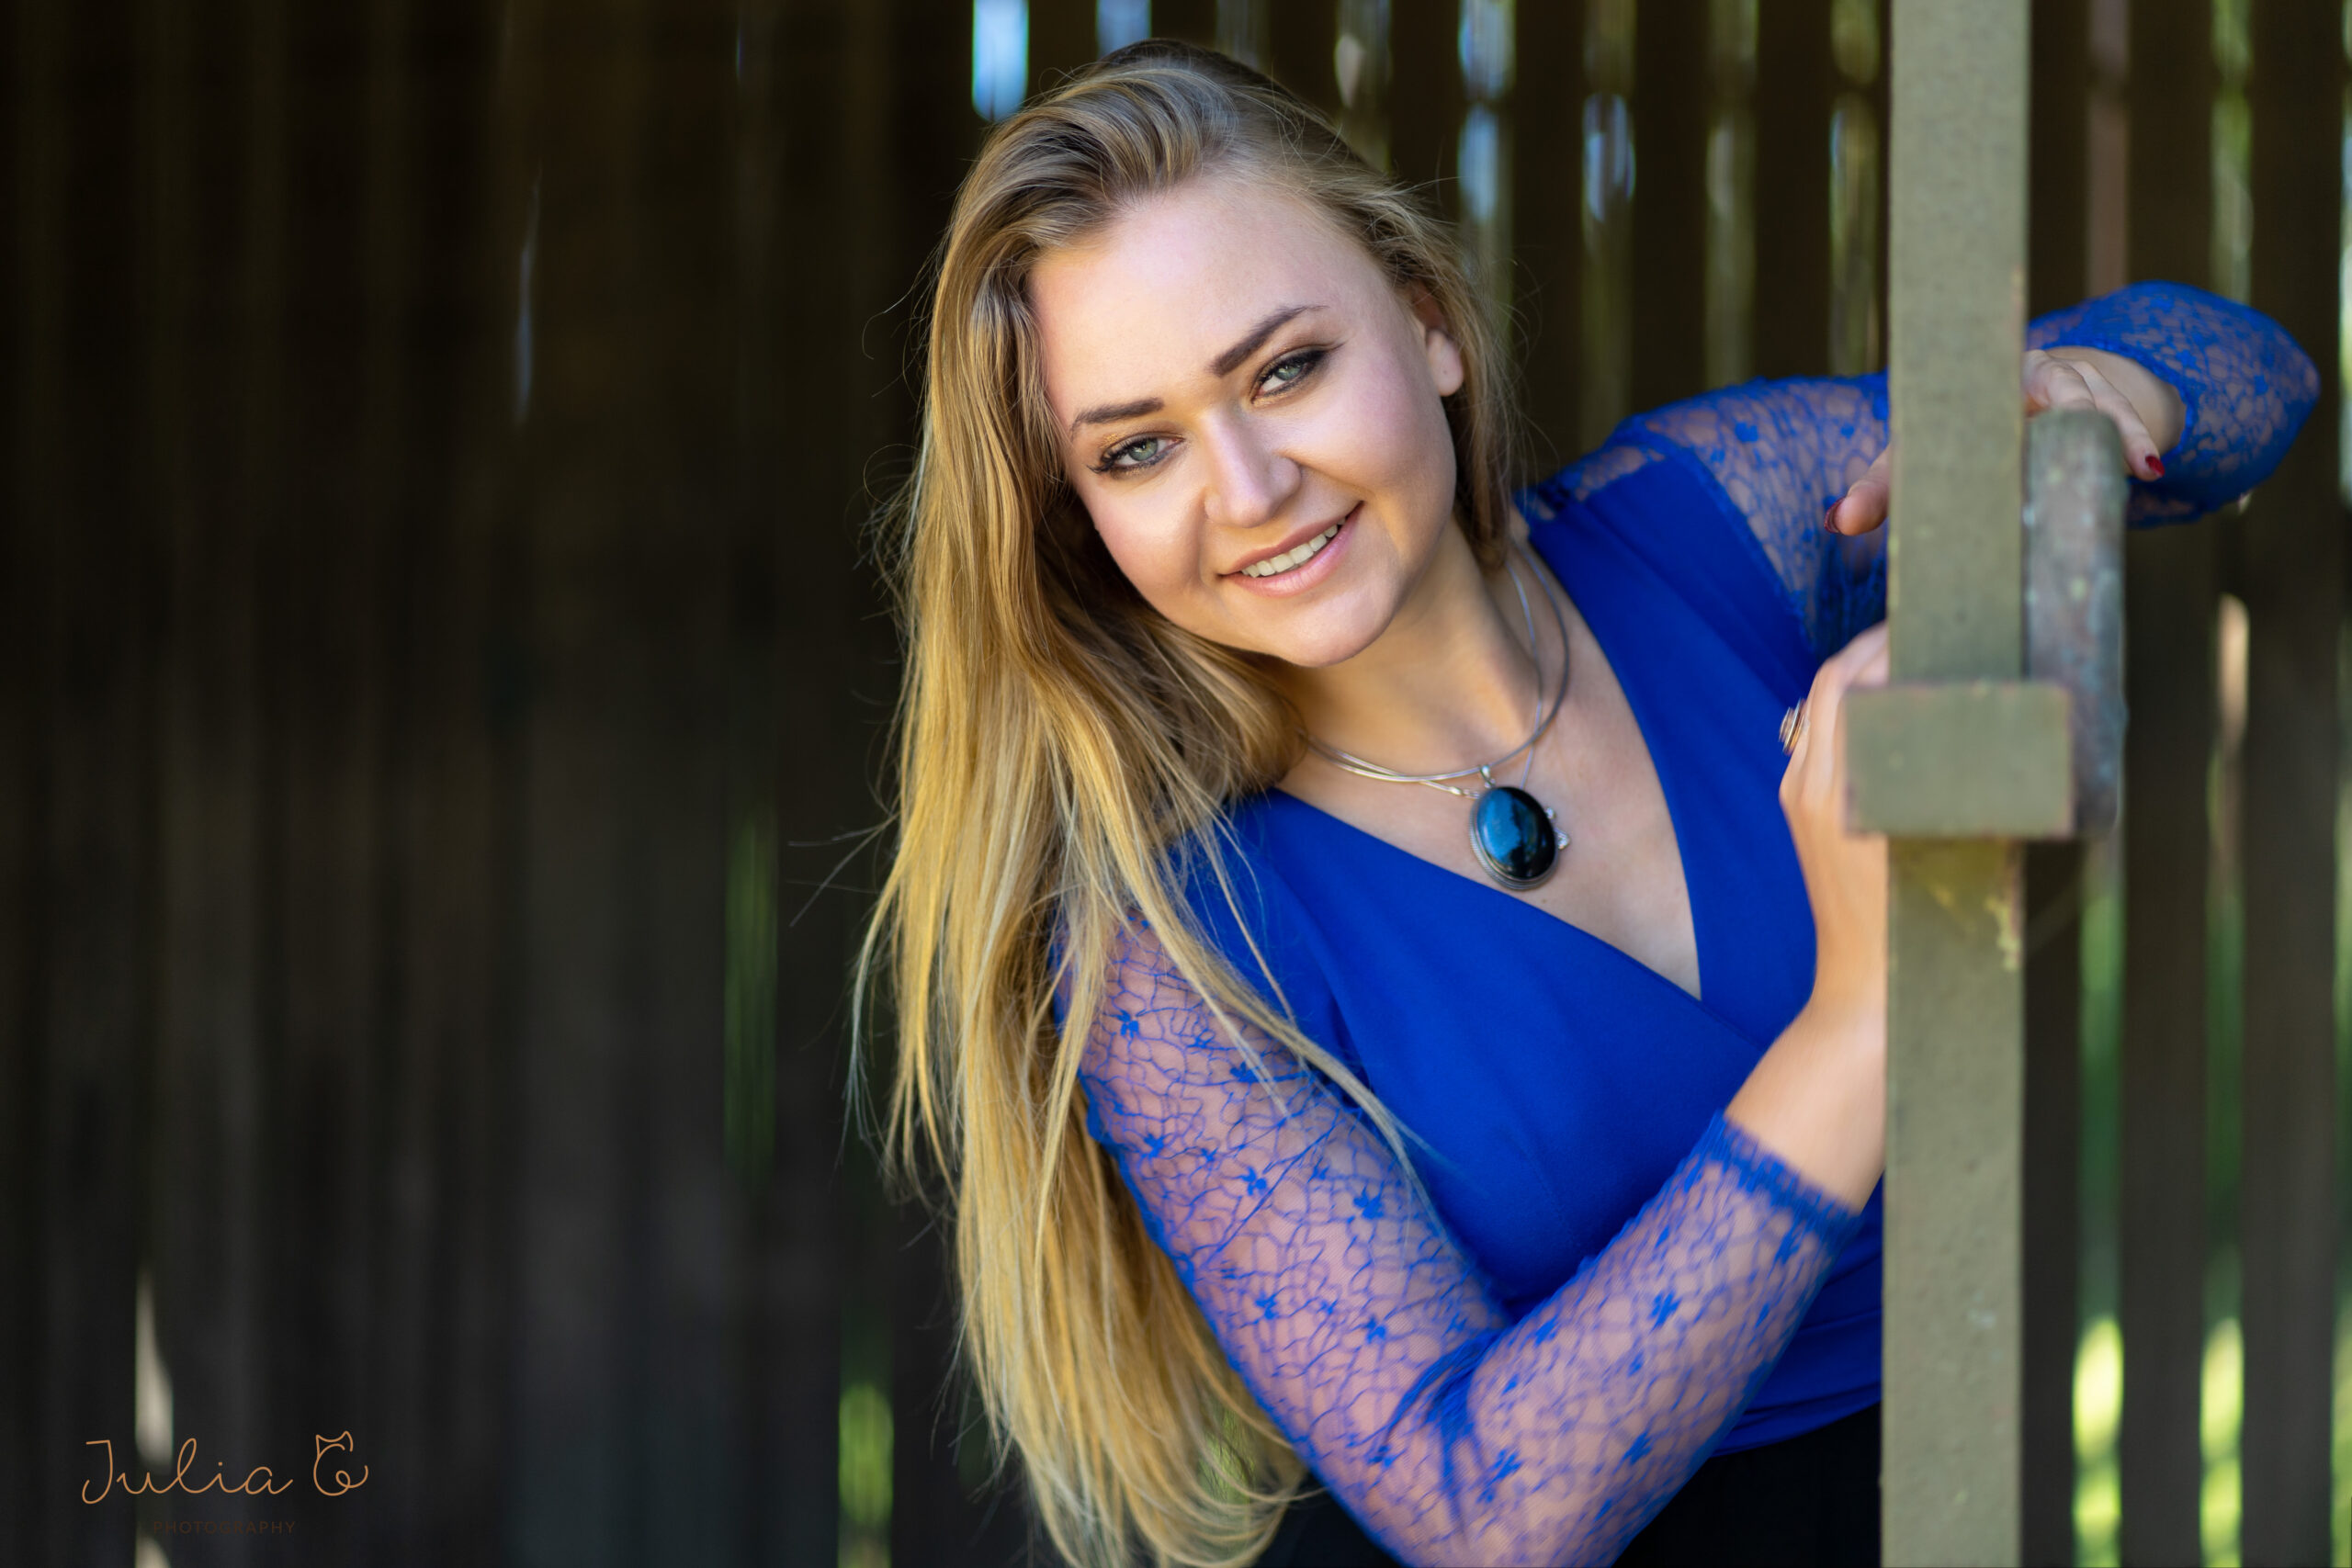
[1249,614,1392,671]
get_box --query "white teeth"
[1240,523,1340,579]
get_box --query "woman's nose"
[1198,421,1301,531]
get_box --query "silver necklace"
[1302,549,1570,891]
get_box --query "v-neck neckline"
[1267,521,1707,1007]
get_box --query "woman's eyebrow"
[1066,303,1324,437]
[1206,302,1319,377]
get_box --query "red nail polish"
[2148,454,2165,478]
[1824,503,1840,531]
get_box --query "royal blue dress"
[1074,283,2316,1565]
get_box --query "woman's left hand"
[1825,346,2186,536]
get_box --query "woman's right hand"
[1780,622,1891,1016]
[1726,623,1892,1209]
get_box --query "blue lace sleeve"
[1544,281,2318,659]
[1078,923,1861,1565]
[2026,281,2320,523]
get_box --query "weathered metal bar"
[1876,3,2030,1562]
[2117,3,2217,1557]
[2018,17,2092,1558]
[2024,410,2128,836]
[2238,1,2344,1556]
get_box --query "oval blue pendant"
[1469,784,1563,891]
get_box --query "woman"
[862,39,2314,1568]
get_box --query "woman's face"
[1029,174,1467,670]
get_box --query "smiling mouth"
[1238,522,1342,579]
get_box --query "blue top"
[1072,283,2315,1565]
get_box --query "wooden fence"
[0,1,2339,1563]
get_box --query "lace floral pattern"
[1532,281,2317,658]
[1079,925,1860,1564]
[2027,281,2319,523]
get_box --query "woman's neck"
[1274,524,1553,776]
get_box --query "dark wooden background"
[1,1,2341,1564]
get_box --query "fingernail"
[1824,503,1840,532]
[2147,453,2165,478]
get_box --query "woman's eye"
[1257,348,1326,395]
[1096,434,1170,473]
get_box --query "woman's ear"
[1408,287,1466,399]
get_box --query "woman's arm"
[1080,935,1860,1566]
[1825,345,2185,535]
[1080,632,1891,1566]
[2024,281,2318,523]
[1557,281,2318,659]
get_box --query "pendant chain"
[1300,547,1571,799]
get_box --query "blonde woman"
[865,40,2312,1568]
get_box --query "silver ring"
[1779,702,1809,755]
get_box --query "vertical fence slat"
[149,2,281,1561]
[2020,6,2090,1562]
[505,4,654,1560]
[2238,1,2344,1558]
[31,6,153,1564]
[275,7,385,1559]
[1028,0,1095,93]
[768,0,860,1552]
[0,0,34,1540]
[369,2,511,1558]
[1753,0,1833,380]
[1628,0,1708,413]
[2118,4,2218,1561]
[1386,0,1464,229]
[635,6,745,1562]
[1512,0,1582,468]
[727,5,794,1564]
[2020,840,2085,1568]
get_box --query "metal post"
[1873,4,2030,1562]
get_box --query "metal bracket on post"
[1848,410,2128,841]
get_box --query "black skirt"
[1252,1404,1881,1568]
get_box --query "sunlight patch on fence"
[1455,0,1512,342]
[2202,1318,2244,1565]
[1097,0,1148,57]
[972,0,1028,122]
[1703,0,1756,390]
[1332,0,1390,170]
[1578,0,1634,452]
[2076,1315,2123,1564]
[1826,0,1879,377]
[724,809,778,1189]
[841,1381,893,1568]
[2211,0,2253,305]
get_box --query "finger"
[1810,625,1890,742]
[2024,353,2097,414]
[1790,625,1889,785]
[1826,620,1891,676]
[1829,449,1894,536]
[2066,359,2165,479]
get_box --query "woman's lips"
[1226,505,1358,597]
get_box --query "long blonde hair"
[859,40,1520,1568]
